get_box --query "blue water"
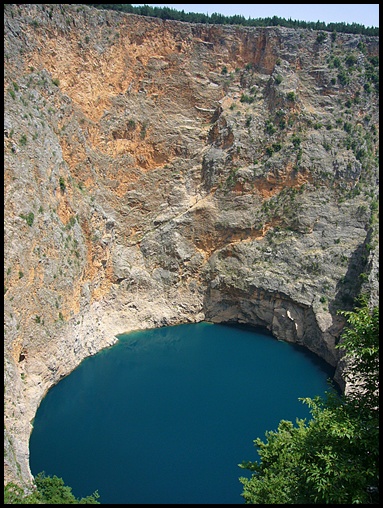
[29,322,335,504]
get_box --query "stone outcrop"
[4,4,379,490]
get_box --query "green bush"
[364,82,372,93]
[275,74,282,85]
[333,56,341,68]
[272,142,282,152]
[316,31,327,43]
[357,41,366,53]
[291,134,301,147]
[368,55,379,67]
[59,176,66,192]
[264,120,276,135]
[240,93,254,104]
[338,70,350,86]
[4,473,100,504]
[20,212,34,226]
[345,54,357,67]
[239,297,379,504]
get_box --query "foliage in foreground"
[239,296,379,504]
[4,472,100,504]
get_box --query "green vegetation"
[264,120,277,135]
[4,472,100,504]
[20,212,34,227]
[266,142,282,156]
[345,54,357,67]
[338,69,350,86]
[291,134,301,147]
[274,74,282,85]
[59,176,66,192]
[316,31,327,43]
[136,119,149,138]
[286,91,296,102]
[65,215,77,230]
[85,5,378,35]
[239,296,379,504]
[19,134,27,146]
[240,93,255,104]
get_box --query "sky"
[131,4,379,28]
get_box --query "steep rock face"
[4,4,379,489]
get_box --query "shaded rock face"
[4,4,379,488]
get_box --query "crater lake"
[29,322,336,504]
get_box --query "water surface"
[30,322,335,504]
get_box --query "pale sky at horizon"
[131,4,379,28]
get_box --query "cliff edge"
[4,4,379,489]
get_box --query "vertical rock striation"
[4,4,379,489]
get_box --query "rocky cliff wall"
[4,4,379,489]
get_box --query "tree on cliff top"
[86,4,379,35]
[239,296,379,504]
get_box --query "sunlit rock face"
[4,4,379,489]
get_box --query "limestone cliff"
[4,4,379,489]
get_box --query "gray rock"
[4,3,379,491]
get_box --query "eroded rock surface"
[4,4,379,489]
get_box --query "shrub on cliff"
[4,472,100,504]
[239,296,379,504]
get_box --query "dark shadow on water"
[29,321,341,504]
[219,321,341,395]
[221,321,275,337]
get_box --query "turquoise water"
[29,322,335,504]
